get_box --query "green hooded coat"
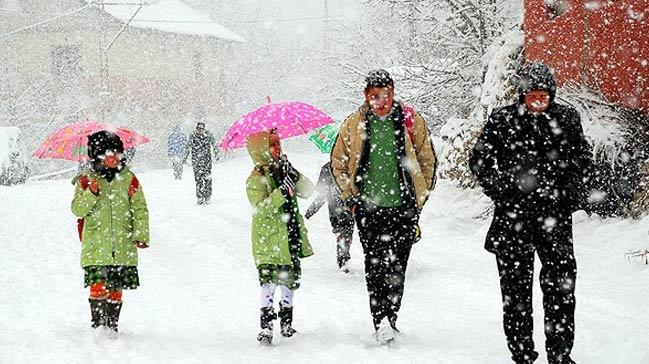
[71,168,149,268]
[246,131,314,267]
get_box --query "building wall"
[524,0,649,113]
[1,1,239,168]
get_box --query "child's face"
[101,150,121,169]
[269,133,282,161]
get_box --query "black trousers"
[355,204,417,329]
[489,208,577,363]
[333,220,354,267]
[193,164,212,203]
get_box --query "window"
[544,0,565,19]
[51,45,82,80]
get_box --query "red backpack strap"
[79,175,89,190]
[403,105,415,143]
[128,175,140,199]
[76,175,89,242]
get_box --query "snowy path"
[1,154,648,364]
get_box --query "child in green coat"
[71,131,149,335]
[245,129,314,345]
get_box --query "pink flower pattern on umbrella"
[33,121,150,162]
[219,101,333,151]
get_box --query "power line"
[0,3,93,40]
[220,16,354,25]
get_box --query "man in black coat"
[304,162,355,272]
[184,122,219,205]
[469,62,591,364]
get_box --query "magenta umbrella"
[33,121,150,162]
[219,101,334,151]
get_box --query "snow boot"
[257,307,276,345]
[375,317,396,345]
[89,298,106,329]
[548,355,576,364]
[513,351,539,364]
[105,300,123,334]
[278,306,297,338]
[388,314,400,334]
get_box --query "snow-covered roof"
[89,0,244,42]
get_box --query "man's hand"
[345,196,360,214]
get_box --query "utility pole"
[323,0,329,56]
[98,1,110,122]
[96,1,146,122]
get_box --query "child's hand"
[89,179,100,195]
[134,241,148,249]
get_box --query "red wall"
[525,0,649,113]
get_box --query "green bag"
[308,124,339,153]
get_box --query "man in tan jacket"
[330,69,437,344]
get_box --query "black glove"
[279,174,296,197]
[280,155,300,185]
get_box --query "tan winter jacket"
[330,103,437,210]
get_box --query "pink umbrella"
[219,101,334,151]
[33,121,150,162]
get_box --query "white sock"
[260,283,277,308]
[279,285,294,308]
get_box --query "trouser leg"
[537,212,577,363]
[194,167,208,203]
[496,245,538,363]
[335,224,353,267]
[172,159,183,179]
[356,206,415,330]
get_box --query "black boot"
[388,314,400,333]
[89,298,106,329]
[548,354,576,364]
[105,300,123,333]
[278,305,297,338]
[257,307,276,345]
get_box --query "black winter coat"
[185,130,217,168]
[470,102,592,216]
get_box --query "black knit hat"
[87,130,124,160]
[365,69,394,91]
[518,62,557,100]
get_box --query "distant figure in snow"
[245,129,315,345]
[167,125,188,180]
[469,62,591,364]
[330,69,437,345]
[304,161,355,272]
[184,121,219,204]
[71,130,150,336]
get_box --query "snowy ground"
[1,153,648,364]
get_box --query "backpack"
[403,105,415,143]
[76,174,140,242]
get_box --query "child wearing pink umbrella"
[245,129,315,345]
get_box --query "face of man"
[524,90,551,114]
[365,86,395,117]
[269,133,282,161]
